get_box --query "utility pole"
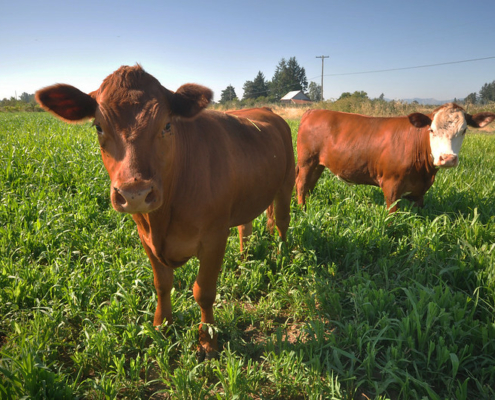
[316,55,329,101]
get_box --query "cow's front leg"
[414,195,425,208]
[403,194,425,209]
[381,180,403,213]
[141,239,174,327]
[194,232,228,360]
[152,260,174,327]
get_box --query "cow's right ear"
[408,112,432,128]
[35,84,97,123]
[167,84,213,119]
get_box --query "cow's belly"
[231,159,288,226]
[401,175,434,198]
[320,147,379,187]
[334,170,378,186]
[229,184,281,227]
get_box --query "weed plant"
[1,113,495,399]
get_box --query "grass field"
[1,112,495,399]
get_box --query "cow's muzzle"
[111,181,162,214]
[435,154,459,168]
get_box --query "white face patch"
[429,105,467,168]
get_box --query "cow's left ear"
[408,112,432,128]
[168,84,213,119]
[466,112,495,128]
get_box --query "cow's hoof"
[196,348,218,362]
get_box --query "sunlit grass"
[1,112,495,399]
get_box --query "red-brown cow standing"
[36,65,295,359]
[296,104,495,212]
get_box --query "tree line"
[0,92,42,112]
[464,81,495,105]
[219,57,322,105]
[2,65,494,112]
[219,56,495,108]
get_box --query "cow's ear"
[35,84,97,123]
[169,84,213,119]
[408,112,432,128]
[466,112,495,128]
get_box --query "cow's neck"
[415,127,437,175]
[133,209,172,265]
[131,130,181,265]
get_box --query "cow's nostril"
[145,189,156,204]
[114,189,126,206]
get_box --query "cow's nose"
[437,154,458,168]
[112,185,157,213]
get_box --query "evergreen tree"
[479,80,495,104]
[242,71,268,100]
[269,57,308,100]
[465,92,477,105]
[219,85,238,104]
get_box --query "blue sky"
[1,0,494,102]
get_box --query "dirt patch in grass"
[0,330,7,349]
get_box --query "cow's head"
[36,65,212,214]
[408,103,495,168]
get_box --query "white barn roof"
[280,90,312,103]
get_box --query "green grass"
[1,112,495,399]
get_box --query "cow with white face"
[428,103,469,168]
[296,103,495,212]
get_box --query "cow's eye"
[94,123,103,135]
[162,122,172,136]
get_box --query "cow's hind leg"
[194,231,229,360]
[237,221,253,253]
[296,162,325,206]
[272,171,295,241]
[266,203,275,235]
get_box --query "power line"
[237,55,495,99]
[308,56,495,80]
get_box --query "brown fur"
[36,65,295,358]
[296,104,495,212]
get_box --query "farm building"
[280,90,312,104]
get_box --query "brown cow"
[296,104,495,212]
[35,65,295,359]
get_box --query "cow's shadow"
[344,183,495,223]
[218,181,495,362]
[420,187,495,223]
